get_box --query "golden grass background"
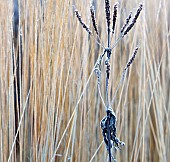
[0,0,169,161]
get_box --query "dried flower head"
[105,0,111,32]
[112,2,119,34]
[124,46,139,70]
[90,5,99,35]
[121,11,132,34]
[123,3,143,36]
[74,9,92,35]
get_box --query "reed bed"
[0,0,169,162]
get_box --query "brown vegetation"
[0,0,169,162]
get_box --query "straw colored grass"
[0,0,169,162]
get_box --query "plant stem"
[107,111,112,162]
[106,10,112,161]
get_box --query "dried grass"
[0,0,169,162]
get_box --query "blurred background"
[0,0,169,161]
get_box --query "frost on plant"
[101,107,125,161]
[74,1,142,161]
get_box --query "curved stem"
[92,35,105,49]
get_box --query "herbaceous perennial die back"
[74,1,143,161]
